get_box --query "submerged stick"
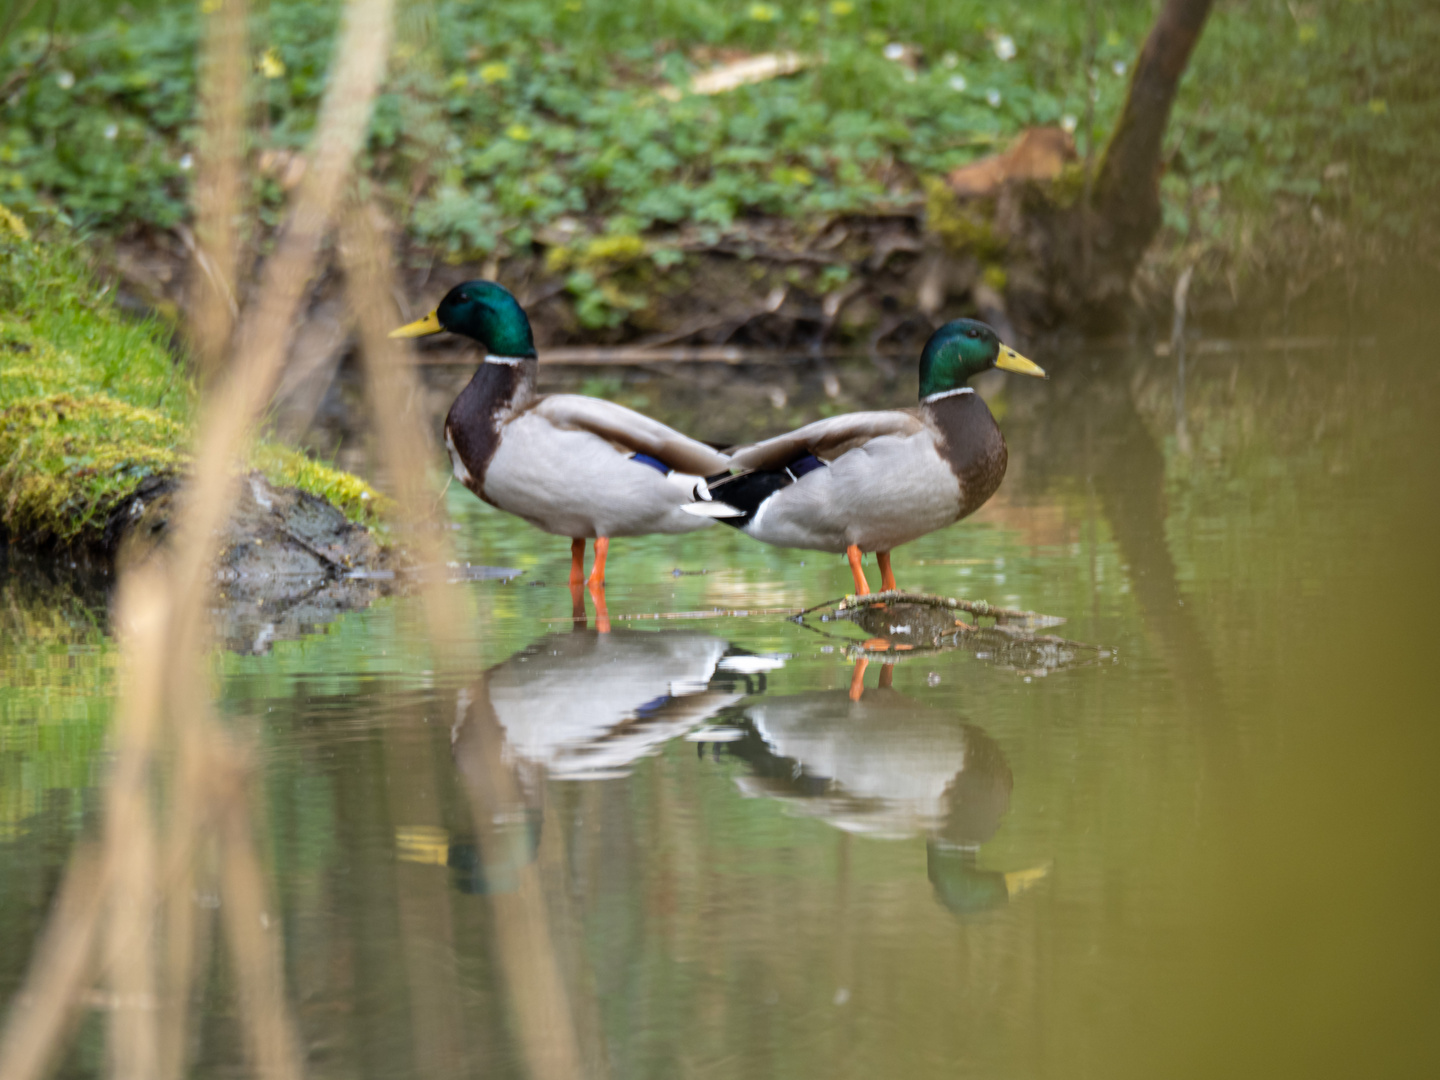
[794,589,1058,624]
[542,605,804,624]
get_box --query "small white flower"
[103,123,118,140]
[178,153,194,170]
[948,74,968,92]
[986,88,1002,108]
[942,51,959,69]
[883,42,905,61]
[994,34,1016,61]
[55,70,75,89]
[1112,59,1127,76]
[1061,113,1078,133]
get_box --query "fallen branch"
[542,604,802,624]
[794,589,1060,626]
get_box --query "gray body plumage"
[723,393,1004,554]
[483,630,742,779]
[446,364,731,538]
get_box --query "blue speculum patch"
[789,454,827,478]
[631,453,670,474]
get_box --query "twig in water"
[794,589,1059,625]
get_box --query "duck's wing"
[728,410,925,472]
[532,395,731,475]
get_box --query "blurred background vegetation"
[0,0,1435,301]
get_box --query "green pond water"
[3,327,1440,1079]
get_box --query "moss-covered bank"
[0,226,386,561]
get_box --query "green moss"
[981,264,1009,292]
[251,444,391,530]
[0,392,185,543]
[923,177,1006,259]
[0,230,385,548]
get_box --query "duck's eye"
[966,328,979,339]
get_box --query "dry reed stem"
[339,201,468,654]
[0,847,108,1080]
[190,0,247,382]
[455,694,585,1080]
[345,198,590,1077]
[167,0,394,661]
[1,2,396,1078]
[380,719,470,1077]
[216,767,305,1080]
[346,199,590,1075]
[102,570,169,1080]
[164,3,249,1060]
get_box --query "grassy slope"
[1,0,1435,325]
[0,225,384,549]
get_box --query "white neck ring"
[923,387,975,404]
[484,354,528,366]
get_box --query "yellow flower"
[257,47,285,79]
[1297,23,1318,43]
[0,204,30,242]
[1367,98,1388,115]
[505,124,532,141]
[200,0,221,13]
[749,3,778,22]
[830,1,854,15]
[771,165,814,186]
[479,61,511,84]
[448,72,469,90]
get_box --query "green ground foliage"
[1,0,1435,320]
[0,232,384,548]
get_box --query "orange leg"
[846,544,870,595]
[878,663,894,690]
[848,657,869,702]
[569,538,586,588]
[587,580,610,634]
[570,582,587,624]
[877,550,897,593]
[587,536,609,589]
[586,536,610,632]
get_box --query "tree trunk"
[1087,0,1215,302]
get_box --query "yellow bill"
[996,345,1047,378]
[388,309,444,338]
[395,825,450,866]
[1003,864,1051,898]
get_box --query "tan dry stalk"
[380,719,470,1077]
[101,570,169,1080]
[216,767,305,1080]
[0,847,108,1080]
[190,0,248,382]
[455,694,585,1080]
[345,203,589,1075]
[339,201,467,652]
[1,2,397,1078]
[166,0,395,664]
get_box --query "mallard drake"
[391,280,734,591]
[692,319,1045,594]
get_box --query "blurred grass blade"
[190,0,248,384]
[0,846,108,1080]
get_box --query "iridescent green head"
[390,280,537,359]
[917,319,1046,400]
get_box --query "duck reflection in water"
[716,659,1048,916]
[399,621,785,893]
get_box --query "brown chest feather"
[444,362,528,503]
[927,393,1008,517]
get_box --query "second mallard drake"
[391,280,733,589]
[693,319,1046,594]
